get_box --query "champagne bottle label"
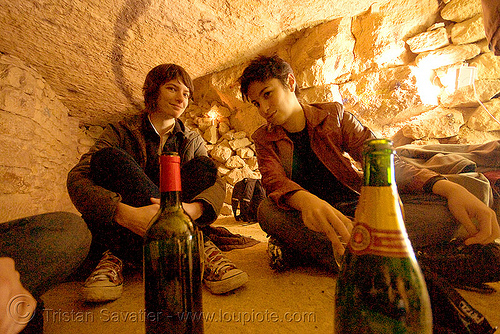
[351,186,411,257]
[349,223,411,257]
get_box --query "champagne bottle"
[143,152,204,334]
[334,139,432,333]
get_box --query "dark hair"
[239,54,299,101]
[142,64,194,112]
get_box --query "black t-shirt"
[287,128,358,206]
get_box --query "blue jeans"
[0,212,91,297]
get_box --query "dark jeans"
[258,193,461,271]
[0,212,91,297]
[87,147,217,265]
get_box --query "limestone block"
[218,121,230,136]
[0,110,35,141]
[210,104,232,118]
[229,137,252,150]
[78,137,95,147]
[458,126,500,144]
[196,116,213,131]
[230,104,265,136]
[246,156,259,171]
[441,0,482,23]
[21,69,38,97]
[242,165,261,180]
[337,81,358,110]
[0,136,32,168]
[0,166,30,195]
[434,62,467,87]
[203,125,218,144]
[402,107,465,139]
[209,64,247,106]
[0,64,25,89]
[476,39,491,53]
[185,104,204,118]
[217,138,232,149]
[233,131,248,140]
[300,84,343,104]
[468,98,500,131]
[78,145,90,155]
[220,203,233,216]
[468,52,500,79]
[85,125,104,139]
[352,0,440,72]
[344,66,421,125]
[225,168,244,185]
[451,14,486,45]
[225,155,246,169]
[406,27,449,53]
[439,79,500,108]
[236,147,254,159]
[415,44,481,70]
[222,130,236,141]
[291,17,355,87]
[210,144,233,163]
[0,88,35,118]
[218,166,230,176]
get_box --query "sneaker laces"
[204,241,235,275]
[87,251,122,282]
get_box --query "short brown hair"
[239,54,299,101]
[143,64,194,112]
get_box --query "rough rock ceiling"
[1,0,383,125]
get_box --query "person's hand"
[288,190,354,255]
[182,201,204,221]
[432,179,500,245]
[0,258,37,334]
[114,198,160,237]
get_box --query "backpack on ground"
[231,178,266,223]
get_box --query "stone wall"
[178,0,500,217]
[192,0,500,147]
[0,53,81,222]
[3,0,500,221]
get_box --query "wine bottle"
[334,139,432,333]
[143,152,204,334]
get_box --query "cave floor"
[42,216,500,333]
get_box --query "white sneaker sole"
[82,284,123,302]
[204,271,249,295]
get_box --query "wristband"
[423,175,448,193]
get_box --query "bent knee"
[49,211,92,258]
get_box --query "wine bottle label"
[349,223,411,257]
[160,155,182,192]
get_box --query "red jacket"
[252,102,439,209]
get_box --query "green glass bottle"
[334,139,432,333]
[143,152,204,334]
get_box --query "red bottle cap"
[160,154,181,192]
